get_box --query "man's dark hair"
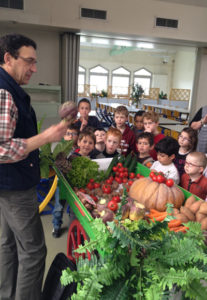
[78,98,91,109]
[137,132,154,146]
[0,33,36,65]
[134,110,145,118]
[155,136,179,156]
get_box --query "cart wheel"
[67,219,91,263]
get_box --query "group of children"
[52,98,207,237]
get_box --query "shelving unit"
[21,84,62,119]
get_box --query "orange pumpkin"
[129,177,185,212]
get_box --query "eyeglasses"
[178,135,190,142]
[65,132,78,137]
[185,161,202,168]
[18,56,37,66]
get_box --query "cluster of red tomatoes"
[111,162,144,185]
[149,171,174,187]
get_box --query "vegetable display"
[39,139,73,178]
[61,217,207,300]
[56,153,207,299]
[66,156,105,188]
[129,175,184,211]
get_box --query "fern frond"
[100,277,129,300]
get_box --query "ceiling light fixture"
[114,40,132,47]
[137,42,154,49]
[91,38,109,45]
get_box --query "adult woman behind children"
[190,105,207,153]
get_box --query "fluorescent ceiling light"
[137,42,154,49]
[80,36,87,43]
[91,38,109,45]
[114,40,132,47]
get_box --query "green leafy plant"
[61,217,207,299]
[159,91,168,99]
[131,83,144,106]
[66,156,105,188]
[39,140,73,178]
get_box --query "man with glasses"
[0,34,69,300]
[180,152,207,200]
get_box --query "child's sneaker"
[52,228,61,238]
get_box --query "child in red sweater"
[113,105,136,155]
[143,111,165,160]
[180,152,207,200]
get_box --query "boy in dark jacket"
[75,98,102,131]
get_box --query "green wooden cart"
[54,163,201,264]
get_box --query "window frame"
[78,65,86,95]
[89,64,109,94]
[111,66,131,97]
[133,68,152,95]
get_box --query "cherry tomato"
[86,182,94,190]
[152,175,157,182]
[119,172,125,178]
[108,176,114,182]
[156,174,165,183]
[90,195,98,202]
[107,200,118,211]
[93,182,100,189]
[116,172,120,177]
[165,179,174,187]
[117,163,123,168]
[102,184,111,194]
[113,166,118,172]
[149,172,155,179]
[136,174,141,179]
[89,179,94,183]
[129,172,135,179]
[112,195,121,203]
[122,178,128,183]
[128,180,134,186]
[124,172,128,178]
[106,179,112,184]
[115,177,122,184]
[119,167,125,173]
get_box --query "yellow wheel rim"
[39,175,58,213]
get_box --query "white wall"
[172,50,196,90]
[0,26,60,85]
[1,0,207,43]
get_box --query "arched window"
[78,66,86,94]
[89,65,108,94]
[112,67,130,96]
[134,68,152,95]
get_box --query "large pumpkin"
[129,177,185,212]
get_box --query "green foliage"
[131,83,144,105]
[39,139,73,178]
[159,91,168,99]
[61,218,207,299]
[66,156,105,188]
[37,115,46,134]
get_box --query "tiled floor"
[41,205,72,281]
